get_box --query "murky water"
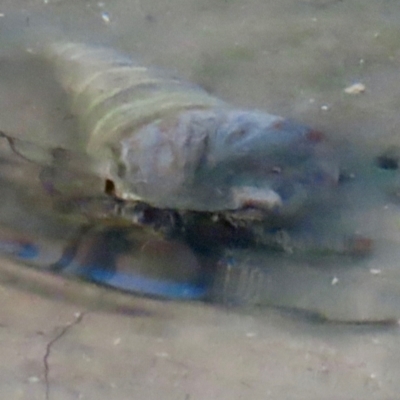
[1,0,400,398]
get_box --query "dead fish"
[0,18,342,300]
[0,20,339,223]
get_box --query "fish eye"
[104,179,116,196]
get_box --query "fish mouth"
[231,186,283,212]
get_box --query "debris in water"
[344,83,366,95]
[369,269,382,275]
[101,12,111,24]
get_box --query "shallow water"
[1,0,400,398]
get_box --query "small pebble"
[344,83,366,95]
[101,12,111,23]
[28,376,40,383]
[331,276,339,285]
[321,105,329,111]
[369,269,382,275]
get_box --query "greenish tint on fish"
[10,34,338,219]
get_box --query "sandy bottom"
[1,257,400,400]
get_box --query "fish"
[0,16,339,216]
[0,16,342,300]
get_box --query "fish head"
[115,109,339,224]
[195,110,340,222]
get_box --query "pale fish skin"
[0,20,349,302]
[24,39,339,218]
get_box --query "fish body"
[0,22,342,301]
[17,37,339,219]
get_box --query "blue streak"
[88,268,207,300]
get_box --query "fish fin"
[0,130,53,165]
[0,130,106,201]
